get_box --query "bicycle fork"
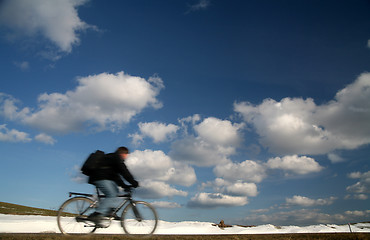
[131,202,143,222]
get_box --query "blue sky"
[0,0,369,226]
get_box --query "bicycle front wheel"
[57,197,96,235]
[121,201,158,237]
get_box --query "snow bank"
[0,214,369,234]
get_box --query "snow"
[0,214,369,234]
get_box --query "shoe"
[87,212,102,221]
[111,213,121,221]
[87,212,109,227]
[107,208,121,220]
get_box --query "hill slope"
[0,202,58,216]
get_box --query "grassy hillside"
[0,202,58,216]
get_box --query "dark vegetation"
[0,202,58,216]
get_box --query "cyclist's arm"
[113,155,138,187]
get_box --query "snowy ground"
[0,214,369,234]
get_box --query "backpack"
[81,150,106,176]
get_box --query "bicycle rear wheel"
[57,197,96,235]
[121,201,158,237]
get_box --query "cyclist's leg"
[93,180,119,216]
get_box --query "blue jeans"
[93,180,119,216]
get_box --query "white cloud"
[345,210,370,217]
[168,161,197,187]
[0,0,95,57]
[136,180,188,199]
[0,93,30,121]
[203,178,258,197]
[327,153,345,163]
[70,164,88,183]
[129,132,144,145]
[170,136,231,167]
[34,133,56,145]
[178,114,201,135]
[150,201,181,209]
[346,171,370,194]
[188,192,248,208]
[127,150,171,180]
[285,195,336,207]
[266,155,323,175]
[234,73,370,155]
[243,209,349,226]
[0,124,31,143]
[170,117,243,167]
[13,61,29,71]
[126,150,195,199]
[0,72,164,134]
[348,172,362,179]
[186,0,211,13]
[315,73,370,147]
[214,160,267,183]
[127,149,196,187]
[194,117,244,146]
[225,181,258,197]
[234,98,320,155]
[131,121,179,144]
[352,194,368,200]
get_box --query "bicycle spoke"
[57,197,96,235]
[121,201,158,236]
[58,189,158,237]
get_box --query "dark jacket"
[88,152,138,188]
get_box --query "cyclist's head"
[116,146,130,154]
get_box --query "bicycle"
[57,187,158,236]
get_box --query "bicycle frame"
[68,187,138,219]
[58,187,158,236]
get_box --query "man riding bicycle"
[87,146,139,225]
